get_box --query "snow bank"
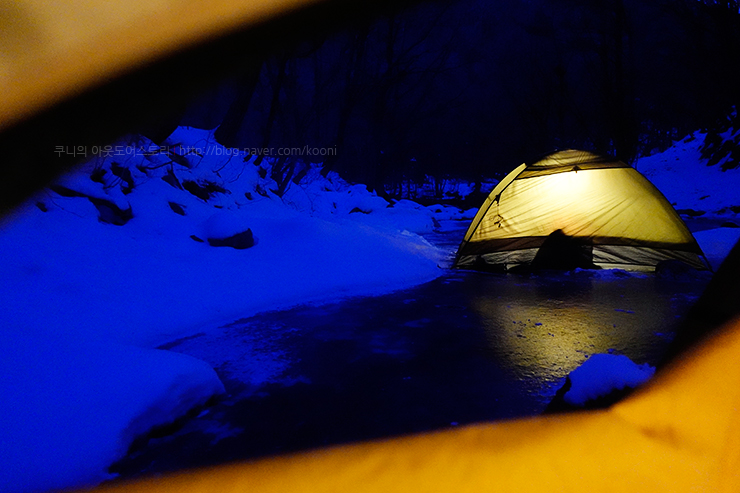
[694,227,740,270]
[280,170,475,232]
[1,128,445,346]
[0,127,445,493]
[636,128,740,266]
[0,334,224,493]
[563,354,655,406]
[638,132,740,216]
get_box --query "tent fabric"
[96,313,740,492]
[455,150,707,271]
[0,0,321,131]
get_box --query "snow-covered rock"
[563,354,655,406]
[546,353,655,412]
[0,334,224,493]
[201,212,255,249]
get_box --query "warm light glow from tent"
[467,275,672,385]
[550,167,589,193]
[536,169,593,233]
[92,317,740,493]
[495,169,603,238]
[473,297,607,380]
[470,166,697,250]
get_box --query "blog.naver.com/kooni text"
[54,144,337,159]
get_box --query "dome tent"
[454,149,708,272]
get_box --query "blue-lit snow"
[0,127,446,493]
[562,354,655,406]
[0,335,225,493]
[639,130,740,216]
[0,125,739,493]
[694,228,740,270]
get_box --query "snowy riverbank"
[0,128,459,493]
[637,129,740,269]
[1,124,739,493]
[639,130,740,218]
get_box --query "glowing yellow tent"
[455,150,707,272]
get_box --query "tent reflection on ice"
[454,150,709,272]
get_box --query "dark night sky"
[2,0,739,209]
[175,0,740,192]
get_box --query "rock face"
[168,202,186,216]
[161,170,184,190]
[88,197,133,225]
[110,162,135,194]
[206,229,254,250]
[50,184,133,225]
[544,376,636,414]
[182,180,228,201]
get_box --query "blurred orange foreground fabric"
[97,314,740,492]
[0,0,320,130]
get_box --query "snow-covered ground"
[0,127,458,493]
[638,130,740,269]
[561,354,655,407]
[639,130,740,217]
[1,124,739,493]
[693,228,740,270]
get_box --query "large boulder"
[207,229,254,250]
[49,184,133,225]
[200,213,255,250]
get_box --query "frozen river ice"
[111,220,712,480]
